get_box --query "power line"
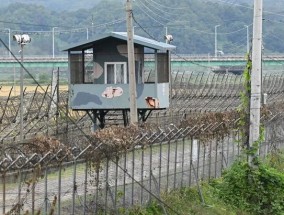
[208,0,284,18]
[169,24,252,36]
[265,18,284,24]
[143,0,180,18]
[144,0,187,10]
[133,15,217,69]
[0,18,126,31]
[0,20,70,28]
[135,0,170,23]
[206,0,254,10]
[132,14,159,41]
[0,19,126,37]
[134,1,165,26]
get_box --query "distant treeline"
[0,0,282,56]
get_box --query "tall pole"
[20,44,24,142]
[86,27,89,40]
[13,34,31,142]
[126,0,138,124]
[92,15,94,38]
[215,25,220,58]
[245,25,250,53]
[165,26,168,43]
[249,0,263,165]
[52,27,58,58]
[5,28,11,58]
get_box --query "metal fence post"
[140,148,145,205]
[44,168,48,214]
[105,158,109,214]
[131,149,135,206]
[189,137,193,186]
[2,173,6,215]
[123,152,127,208]
[166,140,171,191]
[208,139,212,179]
[158,141,162,192]
[72,160,77,215]
[181,137,185,187]
[202,142,206,179]
[215,139,218,178]
[173,140,178,189]
[196,139,200,180]
[83,162,88,215]
[114,157,119,210]
[58,164,62,215]
[149,143,153,201]
[18,170,22,215]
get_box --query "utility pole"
[52,27,58,58]
[126,0,138,124]
[249,0,263,165]
[92,15,94,38]
[244,25,250,53]
[214,25,220,58]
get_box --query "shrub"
[214,160,284,215]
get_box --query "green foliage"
[237,54,251,151]
[126,186,246,215]
[0,0,103,11]
[213,159,284,215]
[37,73,50,84]
[265,151,284,172]
[123,152,284,215]
[0,0,283,55]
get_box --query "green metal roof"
[63,32,176,51]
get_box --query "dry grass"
[0,85,68,97]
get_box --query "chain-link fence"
[1,116,284,214]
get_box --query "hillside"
[0,0,103,11]
[0,0,283,55]
[1,0,283,11]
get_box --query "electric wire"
[132,14,216,70]
[132,13,157,40]
[143,0,181,18]
[134,1,165,28]
[135,0,170,23]
[265,19,284,24]
[0,18,125,32]
[206,0,254,10]
[144,0,187,10]
[209,0,284,19]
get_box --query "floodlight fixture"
[164,35,173,43]
[13,34,31,45]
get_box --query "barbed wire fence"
[0,73,283,214]
[1,47,284,213]
[1,112,284,214]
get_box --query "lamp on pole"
[86,27,89,40]
[244,25,250,53]
[52,27,58,58]
[215,25,220,58]
[5,28,11,58]
[13,34,31,142]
